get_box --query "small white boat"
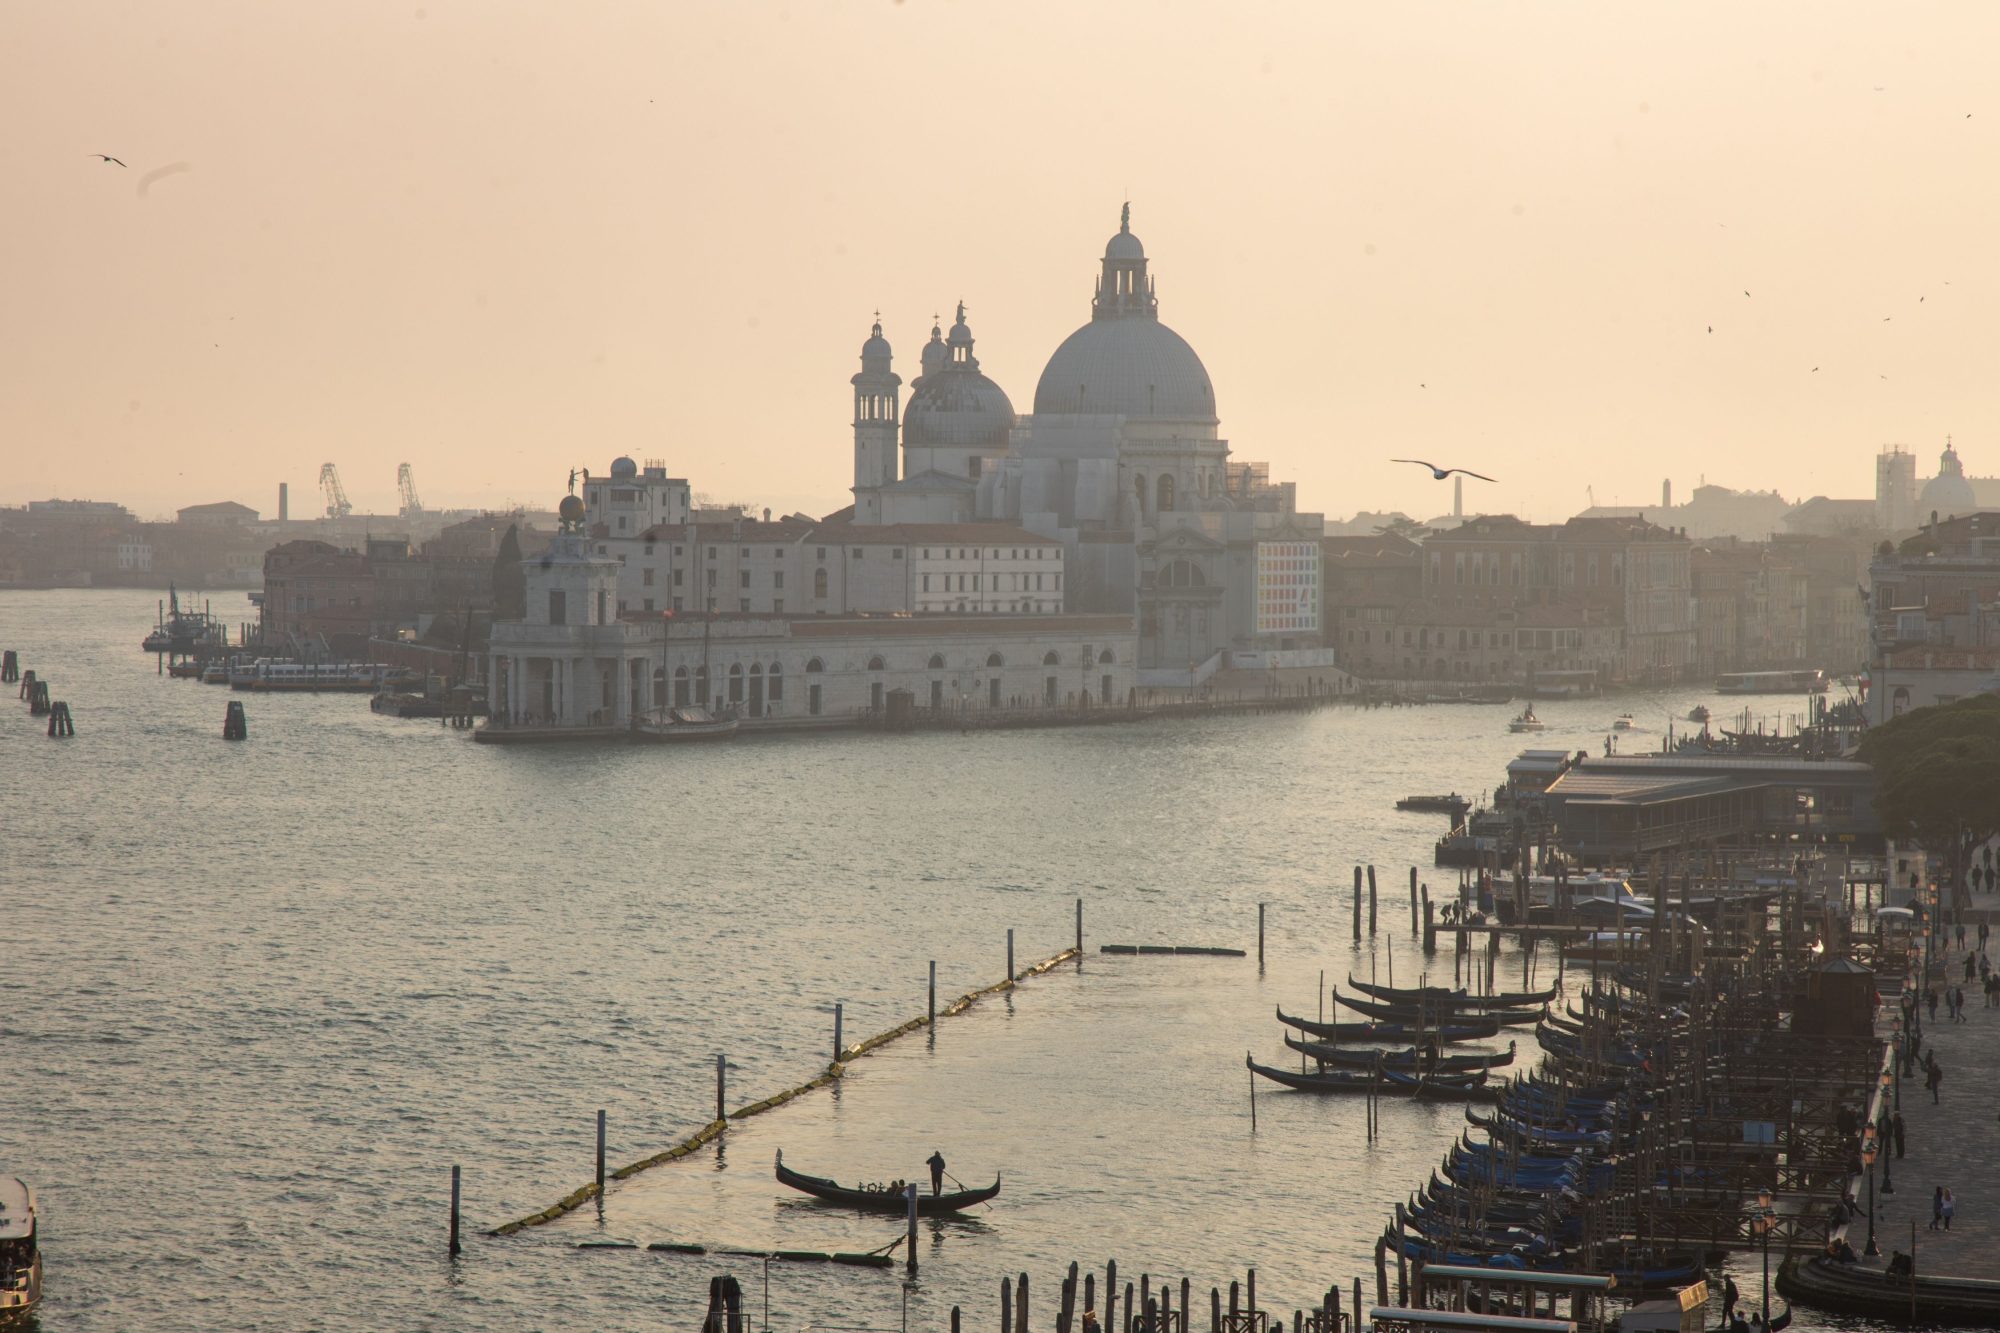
[1508,707,1546,733]
[634,705,740,743]
[0,1177,43,1323]
[1611,714,1636,731]
[1686,704,1710,723]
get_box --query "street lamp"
[1753,1188,1776,1321]
[1862,1131,1881,1257]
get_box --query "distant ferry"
[1527,669,1600,699]
[1714,669,1830,695]
[240,663,401,693]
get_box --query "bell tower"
[851,317,901,523]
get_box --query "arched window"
[814,568,828,599]
[767,662,783,702]
[1157,474,1175,513]
[927,653,946,670]
[868,655,886,671]
[805,658,823,673]
[1163,560,1206,588]
[805,658,823,715]
[986,652,1004,668]
[1043,650,1061,666]
[693,664,709,704]
[1099,649,1115,664]
[727,662,744,704]
[1133,473,1147,518]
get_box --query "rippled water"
[1,591,1808,1331]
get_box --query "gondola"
[1333,990,1545,1027]
[774,1151,998,1213]
[1347,975,1558,1010]
[1276,1005,1502,1043]
[1379,1066,1497,1101]
[1284,1034,1516,1073]
[1246,1055,1488,1099]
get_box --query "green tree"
[492,523,526,620]
[1860,696,2000,911]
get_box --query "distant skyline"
[8,1,2000,524]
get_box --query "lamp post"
[1862,1131,1881,1257]
[1880,1083,1896,1196]
[1891,1017,1904,1112]
[1753,1188,1776,1320]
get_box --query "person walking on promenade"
[1723,1275,1739,1322]
[1959,922,1968,949]
[1926,1058,1944,1104]
[1928,986,1940,1021]
[1942,1187,1956,1230]
[1893,1110,1907,1158]
[1965,952,1977,983]
[1933,1186,1945,1230]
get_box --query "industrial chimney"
[278,481,289,523]
[1662,479,1672,510]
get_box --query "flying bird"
[1812,367,1820,373]
[92,154,126,167]
[1394,459,1496,483]
[1744,290,1751,297]
[1707,325,1712,333]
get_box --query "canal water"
[0,590,1835,1330]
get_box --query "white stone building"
[489,491,1130,728]
[582,458,691,538]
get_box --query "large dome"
[1034,317,1217,421]
[1033,207,1218,424]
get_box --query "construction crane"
[319,463,352,518]
[397,463,423,518]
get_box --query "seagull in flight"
[1394,459,1496,483]
[92,154,127,167]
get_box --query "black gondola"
[1333,990,1545,1027]
[1276,1005,1503,1043]
[774,1151,999,1213]
[1347,974,1558,1010]
[1247,1054,1491,1099]
[1283,1035,1517,1072]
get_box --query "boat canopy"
[0,1178,34,1240]
[1420,1266,1614,1290]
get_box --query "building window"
[892,549,903,559]
[643,598,654,612]
[728,663,744,703]
[740,570,751,588]
[739,598,749,612]
[773,571,784,589]
[817,547,827,560]
[768,663,783,701]
[773,599,783,613]
[922,575,931,592]
[548,590,566,624]
[672,597,683,612]
[674,570,684,586]
[869,655,886,671]
[643,567,655,586]
[814,568,828,599]
[851,548,863,559]
[707,546,717,559]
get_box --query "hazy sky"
[8,2,2000,523]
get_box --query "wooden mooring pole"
[1352,867,1363,942]
[595,1108,606,1198]
[1368,866,1378,935]
[1258,903,1266,967]
[715,1053,725,1122]
[1409,867,1419,935]
[834,1003,844,1061]
[1076,897,1083,954]
[1007,928,1015,983]
[928,963,936,1026]
[448,1164,462,1256]
[904,1184,918,1275]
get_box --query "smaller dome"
[861,320,892,360]
[609,456,638,479]
[559,494,586,523]
[1105,230,1144,261]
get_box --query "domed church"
[846,207,1324,670]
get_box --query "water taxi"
[1611,713,1636,730]
[1685,704,1709,722]
[1508,706,1547,733]
[0,1177,42,1324]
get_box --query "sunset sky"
[8,1,2000,523]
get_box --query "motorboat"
[1686,704,1710,723]
[0,1177,42,1323]
[1611,714,1636,731]
[634,705,739,742]
[1508,707,1546,733]
[1396,793,1471,815]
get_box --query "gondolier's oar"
[942,1169,994,1212]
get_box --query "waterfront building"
[487,491,1135,727]
[1866,510,2000,720]
[581,457,691,537]
[175,500,260,529]
[259,540,375,648]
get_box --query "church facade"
[846,208,1325,673]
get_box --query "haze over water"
[0,591,1822,1330]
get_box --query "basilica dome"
[903,303,1016,452]
[1919,441,1977,519]
[1032,207,1218,424]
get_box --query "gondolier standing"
[927,1150,947,1197]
